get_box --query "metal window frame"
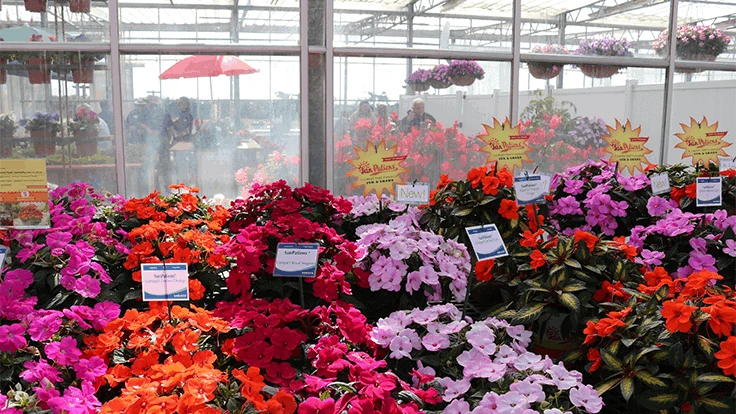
[3,0,736,196]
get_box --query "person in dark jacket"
[399,98,436,133]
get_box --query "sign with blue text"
[466,224,509,261]
[274,243,320,277]
[696,177,722,207]
[0,246,7,272]
[141,263,189,301]
[513,175,546,205]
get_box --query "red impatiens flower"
[661,301,696,333]
[498,199,519,220]
[474,259,495,282]
[529,249,546,270]
[299,397,336,414]
[573,230,598,251]
[715,336,736,377]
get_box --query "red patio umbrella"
[159,55,259,80]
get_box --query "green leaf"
[635,371,667,388]
[595,377,622,395]
[696,373,735,383]
[558,293,580,314]
[512,303,547,325]
[638,392,679,411]
[620,377,634,402]
[701,397,733,414]
[564,258,582,269]
[621,338,636,347]
[599,348,623,372]
[697,335,717,357]
[452,206,474,217]
[669,342,684,368]
[562,282,587,293]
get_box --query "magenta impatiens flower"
[358,371,396,400]
[73,357,107,382]
[0,324,27,353]
[44,337,81,366]
[20,359,62,384]
[297,397,335,414]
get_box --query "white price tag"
[141,263,190,301]
[719,156,736,172]
[465,224,509,261]
[696,177,723,207]
[396,183,430,205]
[274,243,320,277]
[650,173,671,195]
[514,175,546,205]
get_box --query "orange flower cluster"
[466,165,513,196]
[583,306,632,346]
[232,367,297,414]
[88,304,234,413]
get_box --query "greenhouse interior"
[0,0,735,413]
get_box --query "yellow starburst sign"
[478,117,533,173]
[602,119,653,174]
[674,117,730,166]
[346,139,410,196]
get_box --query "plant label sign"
[396,183,430,205]
[718,156,736,172]
[0,246,7,272]
[141,263,190,301]
[696,177,722,207]
[274,243,320,277]
[466,224,509,261]
[513,175,546,205]
[0,159,50,229]
[650,173,671,195]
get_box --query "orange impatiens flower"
[573,230,598,251]
[661,301,696,333]
[529,249,546,270]
[467,166,488,188]
[474,259,495,282]
[520,229,543,249]
[481,175,500,196]
[498,199,519,220]
[703,301,736,337]
[183,378,218,404]
[715,336,736,377]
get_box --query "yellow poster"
[602,119,653,175]
[674,117,730,166]
[478,117,533,173]
[346,139,410,196]
[0,159,50,228]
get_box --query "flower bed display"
[1,158,736,413]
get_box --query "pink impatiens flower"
[298,397,335,414]
[44,337,81,366]
[0,324,27,353]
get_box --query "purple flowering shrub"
[353,210,470,313]
[370,304,604,413]
[1,183,127,310]
[0,267,120,413]
[549,160,655,237]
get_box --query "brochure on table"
[141,263,190,301]
[274,243,320,277]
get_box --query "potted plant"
[528,44,568,80]
[66,36,102,84]
[69,106,100,156]
[0,39,13,85]
[575,37,633,78]
[447,59,485,86]
[69,0,91,13]
[0,113,17,157]
[25,34,54,84]
[428,63,451,89]
[405,68,432,93]
[24,0,47,12]
[20,112,61,156]
[653,25,732,73]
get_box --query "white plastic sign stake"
[514,175,546,205]
[719,156,736,172]
[650,173,671,195]
[465,224,509,261]
[396,183,430,205]
[0,246,7,272]
[696,177,722,207]
[141,263,190,301]
[274,243,320,277]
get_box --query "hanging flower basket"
[579,64,621,78]
[429,64,451,89]
[675,51,717,74]
[0,58,6,85]
[73,129,99,156]
[429,79,452,89]
[70,57,95,83]
[69,0,91,13]
[450,75,476,86]
[528,63,562,80]
[24,0,47,12]
[30,130,57,156]
[27,57,51,84]
[653,25,732,74]
[410,82,430,93]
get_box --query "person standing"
[399,98,436,133]
[349,100,377,130]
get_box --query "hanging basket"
[30,130,57,157]
[73,130,99,156]
[676,51,717,74]
[579,64,621,79]
[410,82,430,93]
[27,58,51,84]
[528,63,562,80]
[0,58,6,85]
[70,58,95,83]
[450,75,476,87]
[0,138,12,158]
[429,79,452,89]
[69,0,91,13]
[24,0,47,12]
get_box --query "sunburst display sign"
[602,119,653,174]
[674,117,730,166]
[346,139,409,196]
[478,117,533,173]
